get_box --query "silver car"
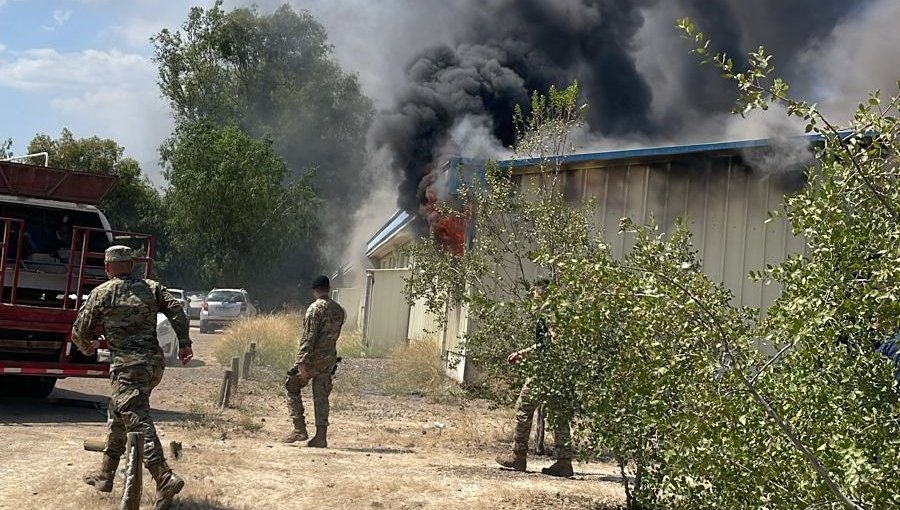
[199,288,257,334]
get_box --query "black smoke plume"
[371,0,873,225]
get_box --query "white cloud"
[0,48,153,91]
[52,86,171,184]
[42,9,73,31]
[0,47,171,183]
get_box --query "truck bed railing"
[62,226,156,310]
[0,217,24,304]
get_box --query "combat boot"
[541,458,574,478]
[307,426,327,448]
[495,451,527,471]
[282,426,309,443]
[147,461,185,510]
[83,453,119,492]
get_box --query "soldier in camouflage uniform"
[496,279,574,478]
[73,245,192,510]
[283,275,346,447]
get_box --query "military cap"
[104,245,133,263]
[311,275,330,289]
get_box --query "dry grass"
[214,314,301,375]
[214,315,371,379]
[378,338,458,401]
[337,329,368,358]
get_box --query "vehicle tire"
[0,375,57,398]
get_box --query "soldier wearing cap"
[283,275,346,447]
[72,245,192,510]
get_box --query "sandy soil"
[0,328,625,510]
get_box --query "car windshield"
[207,290,244,303]
[170,290,184,299]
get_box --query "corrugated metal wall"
[333,287,363,331]
[522,155,805,312]
[363,269,412,355]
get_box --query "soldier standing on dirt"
[283,275,346,447]
[496,278,574,478]
[73,245,193,510]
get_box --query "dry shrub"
[337,329,367,358]
[213,313,301,375]
[379,337,456,400]
[214,314,369,377]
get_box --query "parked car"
[199,288,258,334]
[168,288,188,314]
[157,313,180,365]
[186,290,207,320]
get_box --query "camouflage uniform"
[72,245,190,506]
[285,297,346,434]
[512,378,572,458]
[513,316,572,458]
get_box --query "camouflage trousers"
[103,359,167,466]
[284,366,334,430]
[513,377,573,459]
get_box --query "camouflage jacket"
[296,298,346,372]
[71,275,191,370]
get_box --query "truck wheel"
[0,376,57,398]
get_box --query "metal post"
[119,431,143,510]
[10,219,23,305]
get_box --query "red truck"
[0,159,156,397]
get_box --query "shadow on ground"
[337,446,416,455]
[171,496,252,510]
[0,388,198,425]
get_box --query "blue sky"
[1,1,897,186]
[0,0,195,184]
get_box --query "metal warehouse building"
[342,137,810,380]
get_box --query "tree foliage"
[25,129,165,237]
[152,1,373,298]
[160,122,317,293]
[151,0,372,208]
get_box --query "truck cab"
[0,159,155,397]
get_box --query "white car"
[186,290,207,320]
[157,313,180,365]
[199,288,258,334]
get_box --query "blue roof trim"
[367,134,833,250]
[365,209,413,255]
[445,134,827,196]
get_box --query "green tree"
[26,129,165,237]
[160,122,318,295]
[152,0,373,217]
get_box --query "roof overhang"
[365,210,416,259]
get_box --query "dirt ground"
[0,328,625,510]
